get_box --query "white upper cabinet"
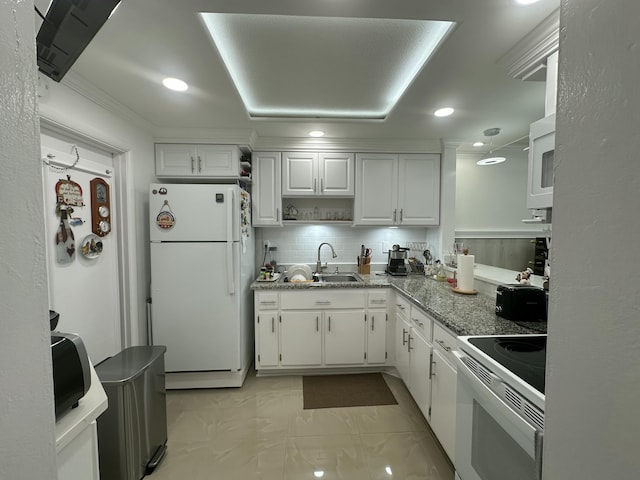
[155,144,240,178]
[354,153,440,226]
[252,152,282,226]
[527,114,555,209]
[282,151,354,197]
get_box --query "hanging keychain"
[156,200,176,230]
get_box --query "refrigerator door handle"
[226,188,236,295]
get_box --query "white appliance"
[454,335,545,480]
[149,183,254,389]
[527,114,555,209]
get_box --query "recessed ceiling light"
[434,107,454,117]
[162,77,188,92]
[477,157,506,166]
[473,141,484,147]
[309,130,325,137]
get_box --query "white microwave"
[527,114,555,209]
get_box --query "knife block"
[358,256,371,275]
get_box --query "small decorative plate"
[80,234,104,259]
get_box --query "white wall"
[0,0,57,477]
[544,1,640,477]
[255,225,431,270]
[39,75,156,346]
[456,149,540,236]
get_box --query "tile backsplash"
[255,225,431,271]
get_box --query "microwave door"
[455,352,542,480]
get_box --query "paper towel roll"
[457,254,475,292]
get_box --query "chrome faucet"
[316,242,337,273]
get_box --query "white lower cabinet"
[407,328,432,419]
[254,289,387,370]
[324,310,366,365]
[430,349,457,460]
[280,311,323,366]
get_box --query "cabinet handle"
[396,303,405,310]
[371,315,375,331]
[272,317,275,333]
[315,300,331,305]
[412,318,424,328]
[276,208,280,222]
[429,353,436,378]
[316,316,319,332]
[407,334,413,352]
[328,316,331,332]
[260,300,276,305]
[400,208,403,222]
[393,209,397,223]
[402,328,408,345]
[191,156,195,173]
[198,156,202,173]
[371,299,386,304]
[320,178,324,193]
[436,339,451,352]
[314,178,317,193]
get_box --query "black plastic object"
[37,0,122,82]
[49,310,60,330]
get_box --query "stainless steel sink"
[314,273,362,283]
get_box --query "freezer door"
[150,183,239,242]
[150,242,240,372]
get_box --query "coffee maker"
[386,245,409,276]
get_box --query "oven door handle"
[454,351,541,461]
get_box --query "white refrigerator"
[149,183,254,386]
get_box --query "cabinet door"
[397,154,440,226]
[280,311,322,366]
[408,329,432,420]
[354,153,398,225]
[367,310,387,364]
[282,152,318,196]
[394,314,411,381]
[430,349,457,461]
[197,145,240,177]
[252,152,282,226]
[155,144,197,176]
[324,311,366,365]
[256,314,279,367]
[319,152,354,196]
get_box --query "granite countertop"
[251,273,547,337]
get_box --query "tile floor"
[152,371,454,480]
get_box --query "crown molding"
[61,71,154,132]
[251,136,443,153]
[498,8,560,81]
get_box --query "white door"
[354,153,398,225]
[280,311,322,366]
[256,313,279,367]
[41,138,121,365]
[395,316,411,381]
[408,329,432,419]
[282,151,318,196]
[155,144,197,176]
[150,242,239,372]
[252,152,282,226]
[430,349,457,461]
[197,145,239,177]
[367,310,387,364]
[319,152,354,196]
[324,310,366,365]
[397,154,440,226]
[150,184,239,242]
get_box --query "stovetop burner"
[468,335,547,394]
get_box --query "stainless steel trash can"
[95,346,168,480]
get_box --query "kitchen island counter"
[251,273,546,336]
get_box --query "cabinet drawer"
[394,295,411,319]
[368,290,388,308]
[432,323,457,367]
[255,292,279,310]
[409,306,432,341]
[281,290,366,310]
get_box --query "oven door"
[454,351,543,480]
